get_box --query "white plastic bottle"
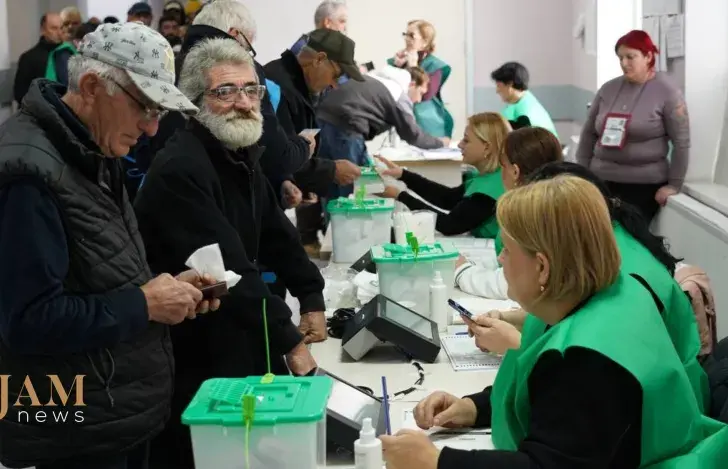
[429,271,448,331]
[354,417,383,469]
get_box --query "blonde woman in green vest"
[380,176,728,469]
[375,112,509,237]
[462,161,710,413]
[45,22,97,86]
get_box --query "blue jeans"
[317,120,370,200]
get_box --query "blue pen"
[381,376,391,435]
[455,332,469,336]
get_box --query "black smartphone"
[363,61,375,71]
[448,299,474,320]
[200,281,229,299]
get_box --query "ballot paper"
[185,243,242,289]
[441,334,503,371]
[401,409,494,450]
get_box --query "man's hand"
[285,341,318,376]
[438,137,451,147]
[301,134,316,156]
[374,155,403,179]
[141,274,203,324]
[175,269,222,314]
[281,180,303,209]
[334,160,361,185]
[298,311,327,344]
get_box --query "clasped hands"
[141,270,222,325]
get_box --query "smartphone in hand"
[448,299,474,321]
[200,281,229,300]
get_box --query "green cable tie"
[242,393,256,469]
[406,231,419,259]
[261,297,275,384]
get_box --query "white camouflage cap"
[78,21,198,114]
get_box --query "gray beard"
[196,106,264,150]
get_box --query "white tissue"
[185,243,242,289]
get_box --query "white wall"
[472,0,573,88]
[684,0,728,183]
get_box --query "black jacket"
[13,37,58,104]
[137,25,310,203]
[134,118,325,374]
[264,50,337,196]
[0,80,172,467]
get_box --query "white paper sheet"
[401,409,495,450]
[643,0,681,17]
[440,334,503,371]
[664,14,685,58]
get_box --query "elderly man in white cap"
[0,21,220,469]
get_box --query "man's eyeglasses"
[206,85,266,103]
[111,79,167,121]
[402,32,416,39]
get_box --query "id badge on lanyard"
[600,113,631,149]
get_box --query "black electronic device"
[362,61,375,72]
[314,367,387,453]
[349,250,376,274]
[341,294,441,363]
[448,298,474,320]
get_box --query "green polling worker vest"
[45,42,77,81]
[463,168,505,239]
[489,273,728,468]
[613,223,710,412]
[387,54,454,138]
[500,90,559,140]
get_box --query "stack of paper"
[401,409,494,450]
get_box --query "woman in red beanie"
[575,29,689,223]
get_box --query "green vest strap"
[45,42,77,82]
[463,169,505,239]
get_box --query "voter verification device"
[341,294,441,363]
[314,368,387,453]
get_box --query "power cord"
[327,308,356,339]
[326,308,426,398]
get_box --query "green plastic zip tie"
[242,393,256,469]
[261,297,275,384]
[354,184,366,205]
[406,231,419,259]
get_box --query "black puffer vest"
[0,81,174,467]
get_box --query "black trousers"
[296,201,323,245]
[605,180,666,223]
[37,441,150,469]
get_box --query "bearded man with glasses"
[134,37,325,469]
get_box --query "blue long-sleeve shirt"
[0,180,149,355]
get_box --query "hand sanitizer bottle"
[429,271,448,331]
[354,417,383,469]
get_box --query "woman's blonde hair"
[468,112,512,173]
[496,175,620,303]
[408,19,436,54]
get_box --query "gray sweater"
[576,73,690,188]
[316,76,443,150]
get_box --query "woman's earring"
[539,285,545,292]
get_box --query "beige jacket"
[675,263,718,356]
